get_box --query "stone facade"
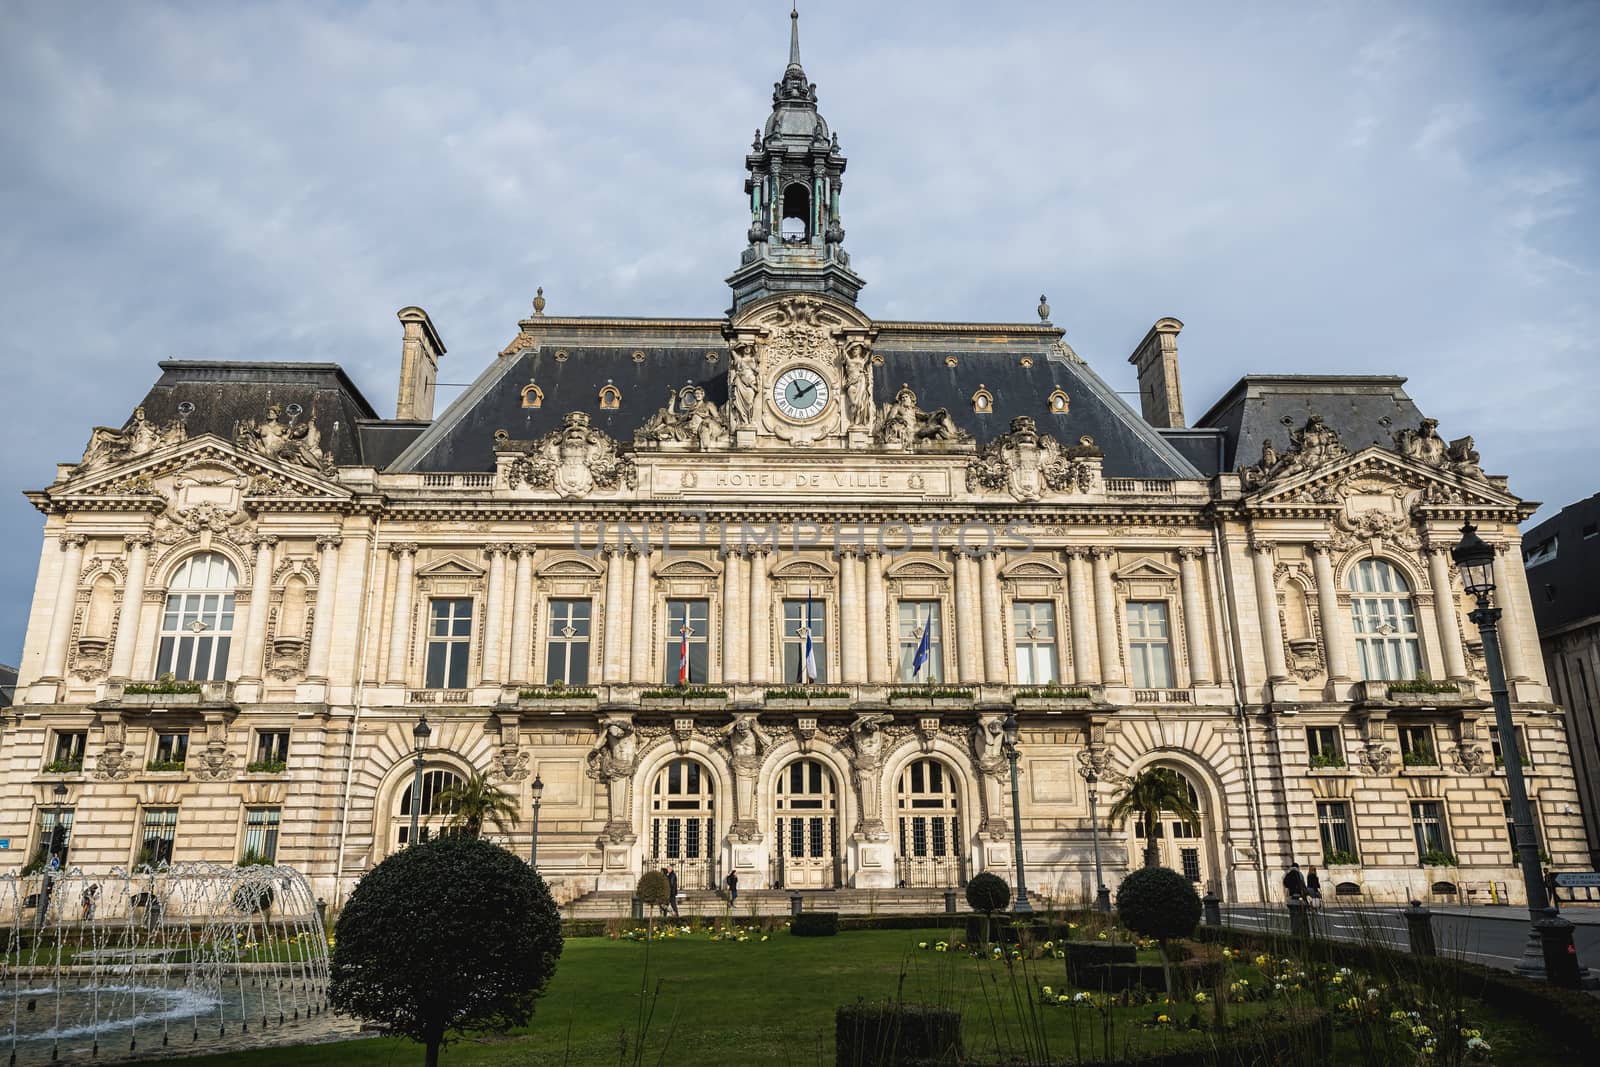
[0,13,1586,912]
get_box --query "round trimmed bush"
[636,869,670,909]
[1116,866,1201,942]
[965,871,1011,914]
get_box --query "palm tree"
[433,771,519,841]
[1107,767,1202,869]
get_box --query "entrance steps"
[563,886,964,920]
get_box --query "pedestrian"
[658,867,670,918]
[1544,868,1561,913]
[1283,861,1306,903]
[1305,865,1322,907]
[666,865,680,918]
[726,870,739,907]
[80,884,100,921]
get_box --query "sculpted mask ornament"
[501,412,637,498]
[235,405,336,476]
[1453,743,1486,775]
[76,406,187,475]
[1358,743,1394,776]
[93,746,133,781]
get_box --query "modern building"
[1,12,1585,909]
[1524,494,1600,868]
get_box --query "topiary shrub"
[330,837,562,1067]
[965,871,1011,915]
[836,1001,962,1064]
[636,870,669,910]
[1116,866,1201,943]
[791,912,839,937]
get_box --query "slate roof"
[132,361,384,467]
[388,318,1202,480]
[1523,493,1600,637]
[1195,375,1428,473]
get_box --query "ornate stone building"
[2,12,1586,909]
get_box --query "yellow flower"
[1156,1014,1172,1025]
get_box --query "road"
[1221,904,1600,974]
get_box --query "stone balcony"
[1351,679,1486,712]
[96,680,238,713]
[478,682,1136,715]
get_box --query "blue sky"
[0,0,1595,662]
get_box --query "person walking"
[725,870,739,908]
[1305,866,1322,907]
[666,865,680,918]
[657,867,671,919]
[1544,868,1561,913]
[1283,861,1306,903]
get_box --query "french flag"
[678,624,691,686]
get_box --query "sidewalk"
[1425,903,1600,926]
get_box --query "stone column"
[509,547,534,685]
[1091,548,1125,685]
[1491,544,1532,681]
[865,549,889,683]
[109,534,155,681]
[601,548,625,683]
[1177,547,1214,686]
[979,550,1006,683]
[1067,549,1098,684]
[630,548,653,682]
[479,544,509,685]
[953,550,980,684]
[1310,542,1352,683]
[384,544,418,685]
[305,534,343,681]
[231,535,274,684]
[1426,546,1470,681]
[840,548,864,683]
[1251,540,1289,682]
[721,547,744,683]
[41,534,87,681]
[749,548,771,683]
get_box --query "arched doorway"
[649,759,716,890]
[1128,767,1209,887]
[895,758,963,888]
[774,759,839,889]
[394,767,465,850]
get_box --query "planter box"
[764,695,853,711]
[640,695,729,712]
[516,693,600,712]
[112,680,232,706]
[1355,680,1478,708]
[1013,690,1100,711]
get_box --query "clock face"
[772,366,830,421]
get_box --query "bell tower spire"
[726,6,865,313]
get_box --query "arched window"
[1349,559,1422,682]
[395,767,465,847]
[895,758,962,888]
[1130,767,1207,883]
[775,759,838,889]
[155,552,238,681]
[649,759,715,889]
[781,183,811,242]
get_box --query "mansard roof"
[133,361,386,467]
[387,316,1202,480]
[1195,374,1428,473]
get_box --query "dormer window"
[971,386,993,414]
[1048,389,1070,414]
[520,383,544,409]
[781,183,811,241]
[598,382,621,410]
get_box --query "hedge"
[835,1002,961,1067]
[792,912,840,937]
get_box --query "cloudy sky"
[0,0,1595,662]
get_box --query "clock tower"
[726,7,865,314]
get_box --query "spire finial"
[788,4,802,70]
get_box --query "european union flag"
[910,610,932,680]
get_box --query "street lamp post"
[1077,758,1112,912]
[530,774,545,873]
[1451,521,1561,978]
[408,714,431,847]
[1002,713,1032,914]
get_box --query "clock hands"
[792,380,817,403]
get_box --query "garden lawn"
[164,925,1262,1066]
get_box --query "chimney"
[395,307,446,421]
[1127,317,1186,429]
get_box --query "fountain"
[0,862,333,1064]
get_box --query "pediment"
[51,434,351,504]
[771,557,836,579]
[656,557,719,578]
[1114,556,1179,581]
[1001,558,1065,579]
[1244,447,1521,514]
[536,552,603,578]
[416,554,485,579]
[885,556,952,579]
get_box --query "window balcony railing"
[408,689,472,704]
[1132,689,1193,704]
[106,679,234,707]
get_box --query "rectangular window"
[1502,799,1546,862]
[1399,725,1437,767]
[544,598,593,685]
[781,598,828,683]
[36,808,74,870]
[1490,726,1531,770]
[662,599,710,685]
[1127,601,1175,689]
[140,807,179,867]
[1410,801,1450,863]
[150,731,189,770]
[1317,801,1357,863]
[896,601,943,683]
[424,598,473,689]
[1306,727,1344,768]
[251,730,290,770]
[47,731,87,772]
[1012,601,1059,685]
[242,807,281,864]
